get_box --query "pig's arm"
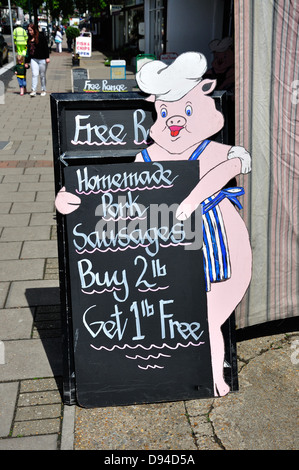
[135,152,144,162]
[55,187,81,215]
[176,146,251,220]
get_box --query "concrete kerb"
[60,404,76,450]
[0,60,14,76]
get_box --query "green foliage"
[48,0,62,20]
[12,0,107,21]
[66,26,80,39]
[76,0,107,16]
[14,0,29,12]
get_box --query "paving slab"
[19,182,54,192]
[0,434,59,450]
[1,225,51,241]
[12,418,61,437]
[2,174,39,183]
[0,191,36,202]
[0,241,22,260]
[21,240,58,259]
[5,279,59,308]
[0,259,45,281]
[0,282,9,308]
[29,212,56,226]
[0,382,19,437]
[36,191,55,202]
[0,338,62,381]
[14,403,62,421]
[10,201,54,213]
[0,182,19,192]
[0,168,24,175]
[1,213,30,227]
[74,401,197,451]
[0,307,34,340]
[209,335,299,450]
[0,202,12,213]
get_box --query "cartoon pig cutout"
[54,51,252,397]
[135,52,252,397]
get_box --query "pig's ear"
[145,94,156,102]
[199,79,217,95]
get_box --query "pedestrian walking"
[55,26,63,53]
[25,23,50,97]
[13,54,28,95]
[13,24,28,56]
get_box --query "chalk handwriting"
[66,162,204,374]
[83,79,129,93]
[71,109,151,146]
[72,221,188,257]
[75,163,177,194]
[83,299,204,344]
[78,259,129,302]
[101,192,148,219]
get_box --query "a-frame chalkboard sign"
[50,91,238,408]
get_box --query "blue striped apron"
[141,140,244,291]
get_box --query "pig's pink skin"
[147,80,224,156]
[55,187,81,215]
[54,77,252,397]
[136,80,252,397]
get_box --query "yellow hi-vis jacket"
[13,27,28,46]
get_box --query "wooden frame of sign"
[50,92,238,408]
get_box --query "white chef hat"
[136,52,207,102]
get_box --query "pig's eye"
[161,108,168,118]
[185,105,193,116]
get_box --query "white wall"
[166,0,225,66]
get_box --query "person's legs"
[17,76,23,95]
[39,59,47,92]
[30,59,39,94]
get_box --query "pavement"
[0,37,298,452]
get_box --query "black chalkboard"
[72,68,89,92]
[50,92,238,407]
[64,161,213,407]
[74,78,138,93]
[51,92,155,161]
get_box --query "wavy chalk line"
[138,286,169,293]
[125,353,171,361]
[71,140,148,147]
[71,140,126,146]
[76,243,150,255]
[76,242,192,255]
[90,340,204,352]
[75,184,174,195]
[82,287,121,295]
[102,215,147,222]
[138,364,164,370]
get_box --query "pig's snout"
[166,115,187,137]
